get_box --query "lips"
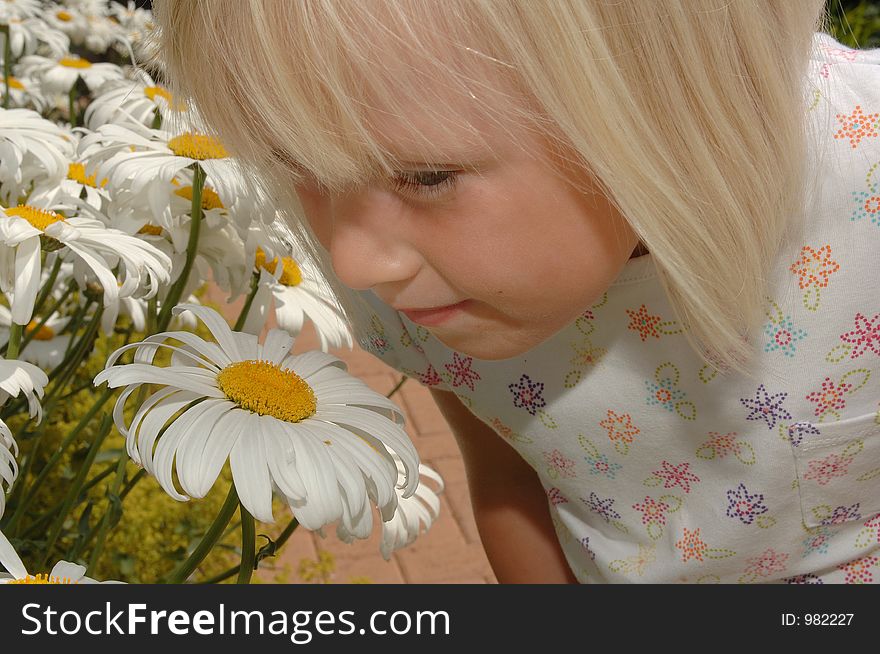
[398,301,468,326]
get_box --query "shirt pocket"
[788,412,880,528]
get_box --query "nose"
[325,189,422,292]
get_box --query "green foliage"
[826,0,880,48]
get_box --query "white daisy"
[0,107,74,205]
[85,73,181,130]
[0,352,47,516]
[16,53,125,95]
[28,160,110,211]
[0,202,172,325]
[0,351,48,420]
[2,75,49,112]
[0,529,123,583]
[0,304,71,369]
[109,0,153,33]
[0,0,41,23]
[377,455,444,560]
[0,418,17,519]
[245,246,353,352]
[78,121,245,221]
[1,16,69,58]
[119,215,248,306]
[42,4,88,40]
[93,303,420,537]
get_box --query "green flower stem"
[146,294,157,335]
[156,163,205,332]
[3,306,103,521]
[85,450,129,576]
[3,386,114,535]
[233,271,260,332]
[2,25,11,110]
[43,303,100,403]
[30,256,63,319]
[197,516,300,584]
[15,462,117,540]
[119,468,146,501]
[5,323,22,359]
[68,83,78,127]
[236,503,256,584]
[61,296,93,359]
[17,279,76,353]
[386,374,408,399]
[151,110,162,130]
[38,412,113,569]
[165,483,240,584]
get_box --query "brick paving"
[207,286,498,584]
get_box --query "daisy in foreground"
[93,304,421,544]
[0,356,50,517]
[0,530,122,584]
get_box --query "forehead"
[340,4,532,164]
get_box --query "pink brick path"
[207,286,498,584]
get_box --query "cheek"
[293,184,332,249]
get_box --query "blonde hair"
[154,0,830,378]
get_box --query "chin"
[431,331,535,362]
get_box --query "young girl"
[154,0,880,583]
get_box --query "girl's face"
[293,96,641,361]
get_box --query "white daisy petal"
[229,413,273,522]
[260,328,294,364]
[0,530,28,579]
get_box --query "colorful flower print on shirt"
[838,554,880,584]
[788,421,821,446]
[598,409,640,456]
[789,244,841,311]
[802,451,855,486]
[742,548,790,581]
[444,352,482,391]
[832,105,880,149]
[583,492,621,523]
[726,482,769,525]
[507,374,547,416]
[849,165,880,226]
[740,384,793,430]
[547,487,568,506]
[650,460,701,493]
[838,312,880,358]
[762,304,808,358]
[802,525,836,557]
[805,375,854,417]
[543,449,577,480]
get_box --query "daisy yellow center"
[67,162,106,188]
[8,574,76,584]
[59,56,92,69]
[137,223,163,236]
[26,320,55,340]
[167,133,228,160]
[56,10,73,21]
[144,85,172,104]
[5,205,65,231]
[174,185,224,210]
[216,360,317,422]
[255,247,302,287]
[7,76,24,90]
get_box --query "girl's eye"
[391,170,458,199]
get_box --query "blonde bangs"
[155,0,533,195]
